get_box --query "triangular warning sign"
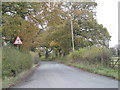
[14,36,23,45]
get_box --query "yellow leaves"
[50,41,59,47]
[54,47,58,51]
[14,18,39,51]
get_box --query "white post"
[71,16,75,55]
[69,2,75,56]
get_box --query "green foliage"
[2,47,33,78]
[0,49,1,83]
[34,2,110,58]
[2,2,111,58]
[48,23,72,55]
[2,15,39,50]
[36,21,72,57]
[2,2,40,19]
[72,63,118,80]
[55,54,118,80]
[70,46,111,65]
[30,51,40,65]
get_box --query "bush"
[0,49,2,78]
[72,46,111,66]
[30,51,40,64]
[2,47,33,78]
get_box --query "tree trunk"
[45,48,49,59]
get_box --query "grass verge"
[54,57,119,80]
[2,63,39,88]
[2,51,40,88]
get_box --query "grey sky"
[96,0,119,47]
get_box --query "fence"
[109,57,120,69]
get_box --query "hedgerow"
[2,46,33,78]
[68,46,111,66]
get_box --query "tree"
[70,2,110,48]
[2,2,30,19]
[110,47,117,56]
[2,2,111,57]
[2,15,39,50]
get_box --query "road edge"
[54,60,119,80]
[2,63,40,89]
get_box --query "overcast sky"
[96,0,119,47]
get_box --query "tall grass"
[0,49,2,77]
[70,46,111,66]
[2,46,33,78]
[0,49,2,89]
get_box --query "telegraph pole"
[71,16,75,55]
[70,2,75,56]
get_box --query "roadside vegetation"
[3,47,32,78]
[2,47,40,88]
[0,49,2,89]
[53,46,119,80]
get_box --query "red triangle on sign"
[14,36,23,45]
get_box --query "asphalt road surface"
[12,61,118,88]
